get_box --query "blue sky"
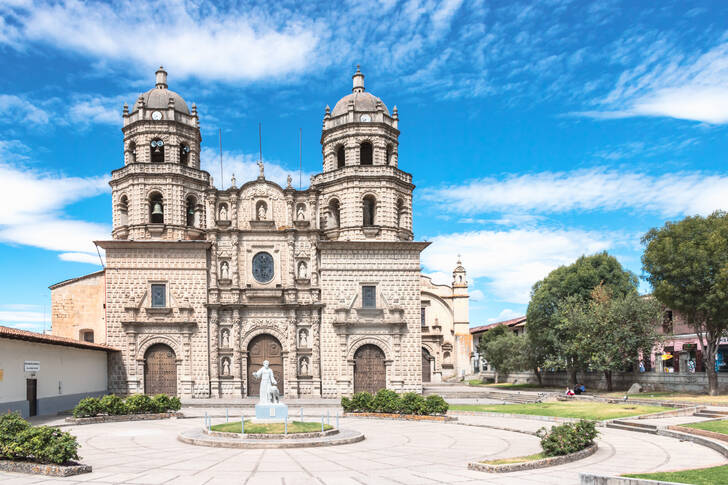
[2,0,728,332]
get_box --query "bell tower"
[110,67,209,241]
[313,66,413,241]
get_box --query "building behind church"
[50,67,471,398]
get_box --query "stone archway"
[144,343,177,396]
[422,348,432,383]
[354,344,386,394]
[247,334,284,397]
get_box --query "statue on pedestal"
[252,360,279,404]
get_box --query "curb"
[343,412,455,422]
[202,427,339,440]
[0,459,92,477]
[467,443,598,473]
[177,428,365,449]
[580,472,695,484]
[65,412,183,425]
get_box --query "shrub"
[125,394,154,414]
[151,394,173,413]
[372,389,401,414]
[73,397,101,418]
[537,420,598,457]
[341,397,353,412]
[100,394,127,415]
[424,395,449,415]
[349,392,375,412]
[168,396,182,411]
[0,412,80,465]
[400,393,426,415]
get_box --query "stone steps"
[606,421,658,434]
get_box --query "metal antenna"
[219,128,223,189]
[259,122,262,163]
[299,128,302,190]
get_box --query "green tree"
[478,327,529,383]
[527,252,638,387]
[642,211,728,396]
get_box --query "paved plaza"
[1,410,725,485]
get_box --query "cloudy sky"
[1,0,728,331]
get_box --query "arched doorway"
[354,344,386,394]
[144,344,177,396]
[247,334,284,397]
[422,348,432,383]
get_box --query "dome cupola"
[131,66,190,115]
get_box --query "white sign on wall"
[24,361,40,372]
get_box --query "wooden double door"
[247,334,284,397]
[354,344,386,394]
[144,344,177,396]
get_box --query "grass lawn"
[210,421,333,434]
[682,419,728,435]
[601,391,728,405]
[482,452,546,465]
[623,464,728,484]
[448,402,671,420]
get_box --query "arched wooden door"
[354,344,386,394]
[422,348,431,383]
[247,334,284,397]
[144,344,177,396]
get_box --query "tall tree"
[478,327,529,383]
[642,211,728,396]
[526,252,638,387]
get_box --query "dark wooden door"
[422,349,431,382]
[247,334,284,397]
[144,344,177,396]
[26,379,37,417]
[354,344,386,394]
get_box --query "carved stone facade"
[49,66,470,398]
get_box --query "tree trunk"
[533,367,543,386]
[700,330,720,396]
[494,370,499,384]
[567,366,577,388]
[604,370,613,392]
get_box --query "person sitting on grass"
[574,384,585,395]
[565,387,575,396]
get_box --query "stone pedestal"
[255,403,288,421]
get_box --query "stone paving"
[3,410,726,485]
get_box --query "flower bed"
[66,411,183,425]
[341,390,448,416]
[0,412,90,476]
[342,412,455,422]
[72,393,181,418]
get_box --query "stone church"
[50,67,471,398]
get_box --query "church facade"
[50,67,471,398]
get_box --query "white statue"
[253,360,278,404]
[297,205,305,220]
[299,329,308,348]
[220,261,229,280]
[219,205,227,221]
[298,261,308,279]
[300,358,309,376]
[257,202,267,220]
[257,160,265,178]
[222,358,230,375]
[287,174,293,188]
[221,329,229,348]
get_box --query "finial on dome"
[352,65,365,93]
[155,66,168,89]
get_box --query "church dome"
[330,66,389,117]
[133,67,190,115]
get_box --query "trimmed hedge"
[341,390,449,415]
[0,412,80,465]
[72,393,181,418]
[536,420,599,457]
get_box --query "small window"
[396,198,404,228]
[119,195,129,226]
[421,307,426,326]
[128,142,136,164]
[363,195,376,226]
[360,142,373,165]
[180,144,190,166]
[362,285,376,308]
[151,284,166,307]
[150,138,165,163]
[328,199,340,228]
[337,146,345,168]
[186,196,196,227]
[149,192,164,224]
[386,144,393,165]
[81,330,94,343]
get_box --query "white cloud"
[421,228,628,304]
[0,94,50,125]
[0,158,110,263]
[486,308,522,323]
[0,310,44,322]
[2,1,320,82]
[68,96,123,126]
[425,169,728,217]
[59,251,104,265]
[469,289,485,301]
[200,147,314,190]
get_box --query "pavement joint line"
[282,449,314,477]
[242,448,266,485]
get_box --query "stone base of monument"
[178,426,365,449]
[254,403,288,422]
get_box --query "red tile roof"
[0,325,118,352]
[470,316,527,334]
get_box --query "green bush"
[125,394,154,414]
[99,394,127,415]
[168,396,182,411]
[424,395,449,415]
[400,393,426,415]
[350,392,375,412]
[537,420,598,457]
[372,389,401,413]
[73,397,101,418]
[0,412,80,465]
[151,394,173,413]
[341,397,353,412]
